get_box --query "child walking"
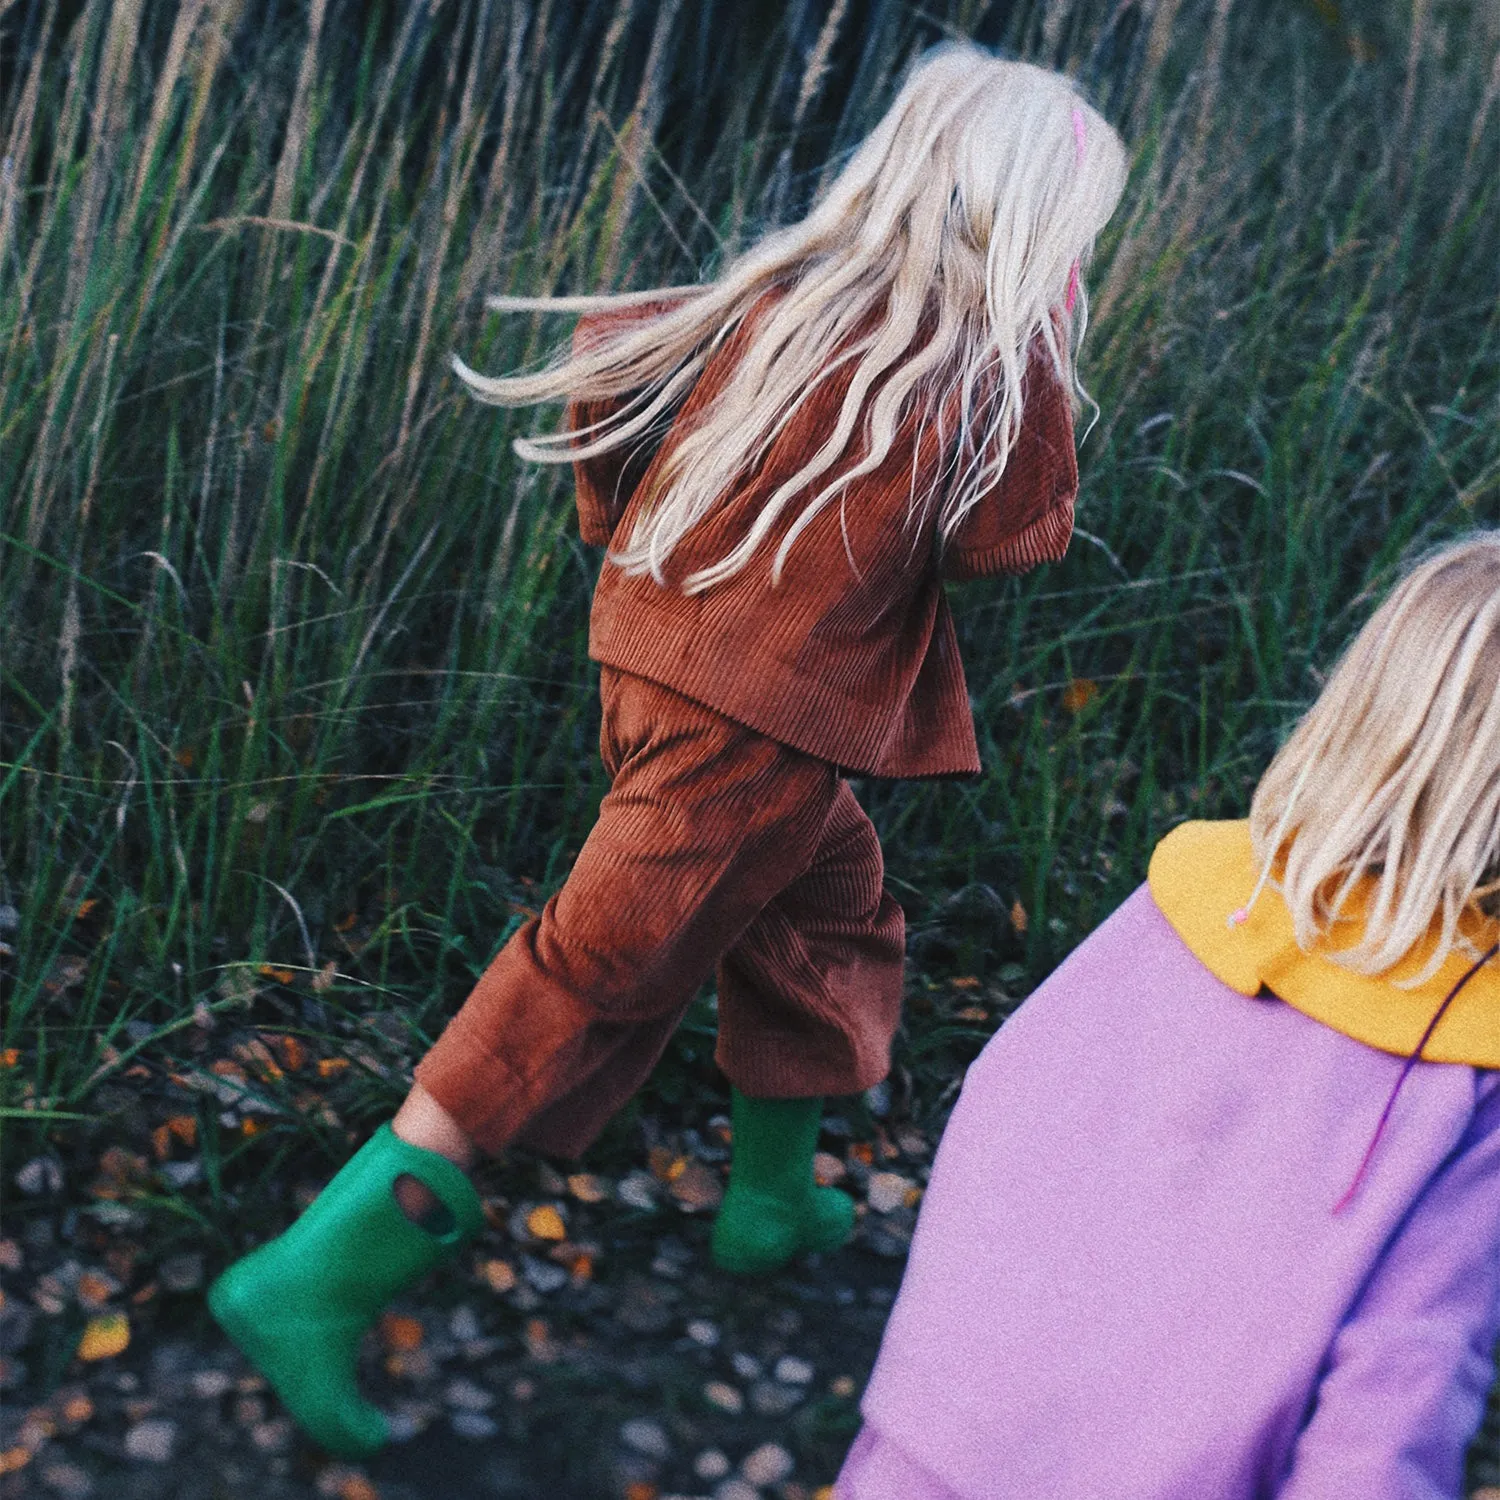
[207,45,1128,1459]
[838,533,1500,1500]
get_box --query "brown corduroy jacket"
[565,288,1078,779]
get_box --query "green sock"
[207,1122,483,1458]
[710,1089,855,1274]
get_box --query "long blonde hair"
[451,45,1127,593]
[1247,533,1500,982]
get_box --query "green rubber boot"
[207,1122,484,1458]
[710,1089,855,1274]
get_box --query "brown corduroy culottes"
[412,666,907,1159]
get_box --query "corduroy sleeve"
[566,301,680,547]
[939,351,1079,582]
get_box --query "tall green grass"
[1,0,1496,1150]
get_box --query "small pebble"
[865,1172,916,1214]
[15,1158,64,1196]
[443,1377,494,1412]
[748,1379,802,1416]
[684,1318,720,1347]
[830,1375,857,1399]
[521,1256,568,1294]
[234,1396,266,1426]
[693,1449,731,1481]
[39,1461,94,1498]
[713,1481,760,1500]
[863,1080,891,1117]
[775,1355,814,1385]
[384,1407,427,1443]
[158,1254,203,1292]
[740,1442,795,1487]
[729,1352,762,1381]
[123,1418,176,1462]
[450,1410,499,1441]
[0,1238,23,1271]
[812,1151,846,1186]
[190,1369,233,1399]
[157,1161,201,1189]
[702,1380,743,1414]
[617,1171,658,1211]
[0,904,18,935]
[448,1305,482,1342]
[619,1417,670,1459]
[537,1163,568,1196]
[250,1418,292,1453]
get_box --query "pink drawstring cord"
[1332,938,1499,1216]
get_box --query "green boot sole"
[207,1122,483,1458]
[711,1182,856,1275]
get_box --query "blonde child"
[839,534,1500,1499]
[208,45,1128,1459]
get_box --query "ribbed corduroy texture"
[570,287,1080,779]
[413,666,905,1159]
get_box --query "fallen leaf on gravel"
[955,1005,989,1023]
[478,1258,517,1294]
[567,1173,608,1203]
[950,975,981,989]
[522,1317,557,1361]
[0,1050,19,1068]
[76,1312,130,1361]
[1010,899,1029,934]
[525,1205,566,1242]
[647,1147,676,1181]
[76,1272,118,1308]
[316,1057,349,1077]
[268,1034,306,1071]
[847,1143,874,1167]
[231,1039,282,1081]
[0,1449,29,1475]
[57,1390,94,1426]
[378,1313,423,1352]
[256,965,294,985]
[623,1484,657,1500]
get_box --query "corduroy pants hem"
[412,666,906,1159]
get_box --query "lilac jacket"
[839,884,1500,1499]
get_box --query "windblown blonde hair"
[451,45,1127,593]
[1247,533,1500,982]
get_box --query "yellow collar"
[1147,820,1500,1067]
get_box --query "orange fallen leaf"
[848,1142,874,1166]
[317,1057,350,1078]
[523,1317,556,1361]
[0,1448,29,1475]
[378,1313,423,1352]
[525,1205,566,1242]
[1061,678,1099,713]
[76,1312,130,1361]
[647,1146,676,1181]
[209,1060,246,1081]
[269,1034,305,1071]
[58,1391,93,1425]
[256,965,295,985]
[168,1115,197,1147]
[950,975,980,989]
[175,748,195,769]
[334,912,358,933]
[150,1125,171,1161]
[624,1484,658,1500]
[76,1272,114,1308]
[1010,899,1029,935]
[568,1254,594,1283]
[955,1005,989,1023]
[338,1476,379,1500]
[0,1049,18,1068]
[73,899,99,920]
[567,1173,608,1203]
